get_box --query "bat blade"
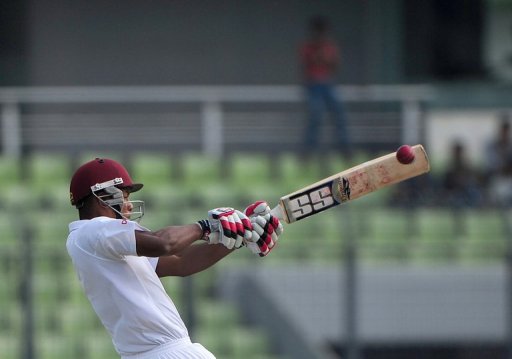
[271,144,430,224]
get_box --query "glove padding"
[207,208,253,249]
[244,201,284,257]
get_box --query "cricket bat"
[270,144,430,223]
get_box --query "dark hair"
[310,15,330,33]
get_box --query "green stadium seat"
[160,277,183,308]
[465,209,505,240]
[0,213,19,245]
[42,185,70,210]
[230,327,271,358]
[189,269,223,299]
[228,153,272,186]
[86,333,118,359]
[359,208,412,263]
[0,303,21,335]
[139,209,174,230]
[225,153,282,209]
[309,208,348,260]
[27,153,71,182]
[39,333,114,359]
[70,338,90,359]
[324,151,351,176]
[1,184,33,210]
[194,310,277,359]
[3,155,70,211]
[194,327,232,357]
[0,156,20,184]
[270,219,312,261]
[33,255,73,304]
[277,152,323,192]
[137,154,224,211]
[295,213,345,262]
[156,207,204,226]
[408,209,458,263]
[59,303,103,333]
[409,237,456,264]
[194,182,241,209]
[458,240,506,264]
[130,152,175,187]
[0,244,20,290]
[35,302,63,333]
[458,209,506,263]
[417,209,457,236]
[142,182,193,213]
[37,333,74,359]
[181,153,222,188]
[0,334,20,359]
[197,298,239,331]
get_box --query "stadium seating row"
[0,151,371,207]
[0,152,509,359]
[0,205,507,268]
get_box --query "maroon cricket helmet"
[70,158,143,206]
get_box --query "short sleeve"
[94,219,139,259]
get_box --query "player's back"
[66,217,189,356]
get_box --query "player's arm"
[135,206,251,267]
[135,206,253,259]
[134,224,202,258]
[138,202,284,276]
[155,243,232,278]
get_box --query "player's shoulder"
[70,217,135,236]
[92,217,142,231]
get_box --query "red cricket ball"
[396,144,415,164]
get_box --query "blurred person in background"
[66,158,283,359]
[299,15,351,157]
[485,115,512,206]
[442,140,482,208]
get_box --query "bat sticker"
[332,177,351,203]
[286,181,338,221]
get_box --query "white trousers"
[121,338,216,359]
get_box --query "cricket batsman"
[66,158,283,358]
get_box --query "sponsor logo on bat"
[331,176,351,203]
[287,181,339,221]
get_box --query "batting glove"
[198,208,253,250]
[244,201,284,257]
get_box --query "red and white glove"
[244,201,284,257]
[197,208,253,249]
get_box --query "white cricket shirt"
[66,217,189,356]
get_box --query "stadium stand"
[0,151,509,359]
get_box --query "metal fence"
[0,85,433,158]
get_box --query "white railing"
[0,85,435,158]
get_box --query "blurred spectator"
[299,15,351,156]
[485,115,512,206]
[442,141,482,208]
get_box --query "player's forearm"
[183,243,233,273]
[156,243,232,277]
[153,224,204,255]
[135,224,203,257]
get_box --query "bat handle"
[270,204,285,221]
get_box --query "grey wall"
[4,0,487,86]
[24,0,381,85]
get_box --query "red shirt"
[300,39,340,82]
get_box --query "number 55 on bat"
[270,144,430,224]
